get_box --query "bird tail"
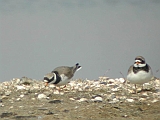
[73,63,82,73]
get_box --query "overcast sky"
[0,0,160,82]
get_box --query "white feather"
[56,74,70,86]
[76,66,82,72]
[127,69,153,84]
[49,73,57,84]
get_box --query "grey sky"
[1,0,160,82]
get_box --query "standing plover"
[44,63,81,88]
[127,56,153,93]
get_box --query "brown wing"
[127,65,133,74]
[53,66,73,79]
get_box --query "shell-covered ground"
[0,77,160,120]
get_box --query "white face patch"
[134,60,146,67]
[49,73,57,84]
[44,80,48,83]
[135,60,141,63]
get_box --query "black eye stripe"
[141,60,145,63]
[135,58,142,60]
[135,58,145,63]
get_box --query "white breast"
[127,70,153,84]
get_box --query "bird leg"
[55,85,66,92]
[45,82,48,87]
[63,85,66,88]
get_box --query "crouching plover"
[127,56,153,93]
[44,63,81,88]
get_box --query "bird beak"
[135,61,140,65]
[45,82,48,87]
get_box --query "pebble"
[37,94,47,99]
[0,112,14,118]
[13,78,21,85]
[0,103,4,107]
[122,114,128,117]
[2,95,9,99]
[16,98,21,101]
[44,110,54,115]
[69,98,75,101]
[19,76,33,85]
[99,76,109,80]
[49,100,61,104]
[9,106,13,109]
[5,91,11,96]
[91,96,103,102]
[33,85,40,89]
[119,96,127,100]
[0,77,159,106]
[78,98,88,102]
[19,106,24,108]
[126,99,134,103]
[139,98,146,101]
[141,92,148,98]
[151,99,159,103]
[111,88,119,92]
[53,90,64,95]
[31,98,36,100]
[107,79,115,83]
[107,94,116,100]
[19,94,24,98]
[118,78,125,83]
[16,85,26,90]
[113,98,119,103]
[108,99,119,104]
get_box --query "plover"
[44,63,81,88]
[127,56,153,93]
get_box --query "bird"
[43,63,82,88]
[127,56,153,93]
